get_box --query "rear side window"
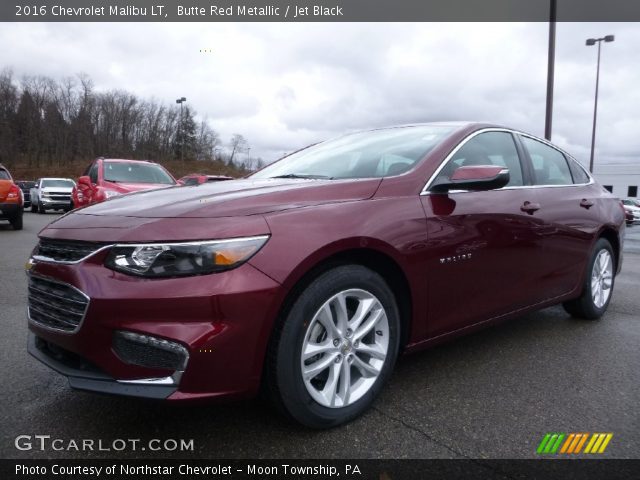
[567,158,591,184]
[521,136,573,185]
[0,169,10,180]
[434,131,524,187]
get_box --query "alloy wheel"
[300,289,389,408]
[591,249,613,308]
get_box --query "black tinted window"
[0,169,10,180]
[434,131,523,187]
[521,136,573,185]
[89,163,99,183]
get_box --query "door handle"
[580,199,594,209]
[521,201,540,214]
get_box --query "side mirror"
[77,176,92,187]
[431,165,510,193]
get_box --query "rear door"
[420,130,546,336]
[517,134,597,298]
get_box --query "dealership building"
[592,164,640,199]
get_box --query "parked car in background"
[16,180,36,208]
[178,174,234,186]
[27,123,625,428]
[0,164,23,230]
[72,158,176,208]
[30,178,75,214]
[622,199,640,225]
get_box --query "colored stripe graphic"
[538,433,613,454]
[585,433,614,454]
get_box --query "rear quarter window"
[521,136,573,185]
[567,158,591,184]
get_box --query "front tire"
[38,201,45,214]
[563,238,615,320]
[267,265,400,428]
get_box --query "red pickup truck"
[72,158,176,208]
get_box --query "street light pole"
[586,35,614,173]
[544,0,557,141]
[176,97,187,163]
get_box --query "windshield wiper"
[270,174,333,180]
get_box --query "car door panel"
[421,189,545,336]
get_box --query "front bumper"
[27,253,284,401]
[28,333,177,399]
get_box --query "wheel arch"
[597,226,621,272]
[268,242,414,357]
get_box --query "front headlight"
[104,236,269,278]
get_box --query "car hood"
[55,177,382,221]
[104,181,173,193]
[41,187,73,193]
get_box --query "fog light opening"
[113,331,190,378]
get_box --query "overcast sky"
[1,22,638,165]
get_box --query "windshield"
[104,162,175,185]
[251,126,453,180]
[41,179,74,188]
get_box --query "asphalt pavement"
[1,213,638,459]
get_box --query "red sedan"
[27,123,624,428]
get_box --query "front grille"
[28,275,89,332]
[48,195,70,202]
[35,238,106,263]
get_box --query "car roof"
[39,177,75,181]
[101,158,156,164]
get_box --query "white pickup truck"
[30,178,76,214]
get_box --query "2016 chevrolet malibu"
[27,122,625,428]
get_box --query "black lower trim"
[27,333,177,400]
[0,202,21,219]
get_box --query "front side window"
[88,163,99,183]
[521,136,573,186]
[433,131,524,187]
[250,126,454,180]
[628,186,638,197]
[103,161,175,185]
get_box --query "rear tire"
[266,265,400,428]
[563,238,615,320]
